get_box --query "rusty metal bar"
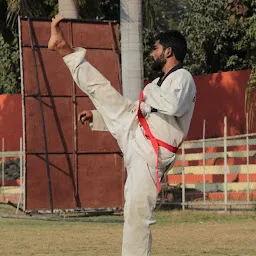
[22,45,115,50]
[69,21,79,199]
[18,16,27,210]
[25,94,81,97]
[109,22,122,93]
[21,16,118,24]
[26,151,122,154]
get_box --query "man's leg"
[49,15,158,256]
[122,145,159,256]
[49,14,134,137]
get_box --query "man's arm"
[142,73,196,117]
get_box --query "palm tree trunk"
[120,0,144,101]
[59,0,79,18]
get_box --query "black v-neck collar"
[157,63,183,87]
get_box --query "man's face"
[151,40,166,71]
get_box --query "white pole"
[19,137,22,185]
[224,117,228,212]
[1,138,4,199]
[203,120,206,203]
[22,137,25,211]
[182,143,185,210]
[246,113,250,203]
[16,137,23,214]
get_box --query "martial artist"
[48,14,196,256]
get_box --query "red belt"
[138,91,178,193]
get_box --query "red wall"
[188,69,251,140]
[0,94,22,151]
[0,69,252,150]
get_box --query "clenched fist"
[78,110,93,125]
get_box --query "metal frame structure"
[18,17,124,212]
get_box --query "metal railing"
[167,115,256,211]
[0,137,24,213]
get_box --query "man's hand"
[78,110,93,125]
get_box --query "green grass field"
[1,204,256,256]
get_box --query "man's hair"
[155,30,187,62]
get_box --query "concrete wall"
[0,94,22,151]
[188,69,251,140]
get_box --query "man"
[48,14,196,256]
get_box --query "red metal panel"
[26,154,76,210]
[72,22,118,49]
[77,154,123,208]
[21,20,119,50]
[21,20,70,47]
[25,97,74,153]
[22,47,121,96]
[20,18,123,211]
[22,48,73,96]
[76,97,120,152]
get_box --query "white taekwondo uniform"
[63,48,196,256]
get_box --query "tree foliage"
[227,0,256,67]
[0,32,20,93]
[153,0,187,31]
[143,0,188,80]
[0,0,60,94]
[1,0,179,90]
[2,0,256,93]
[78,0,119,20]
[0,0,20,93]
[180,0,254,75]
[226,0,256,131]
[7,0,58,28]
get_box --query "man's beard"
[152,53,166,72]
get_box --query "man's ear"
[165,47,173,58]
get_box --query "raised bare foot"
[48,14,72,56]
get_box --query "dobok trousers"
[63,48,176,256]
